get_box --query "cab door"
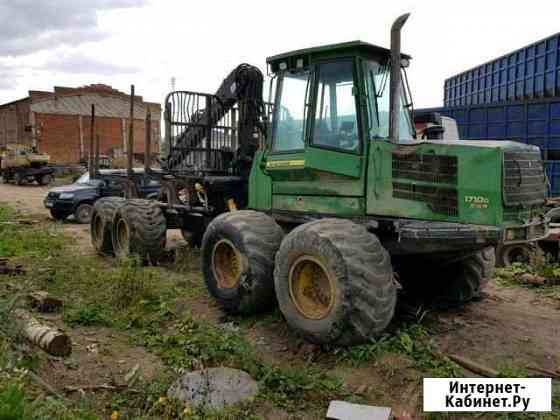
[264,60,367,216]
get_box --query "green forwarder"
[90,14,548,346]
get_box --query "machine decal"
[266,160,305,168]
[465,195,490,209]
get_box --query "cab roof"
[267,40,411,72]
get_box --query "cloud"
[0,62,19,90]
[43,51,139,76]
[0,0,147,56]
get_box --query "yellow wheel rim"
[288,256,336,320]
[212,239,242,289]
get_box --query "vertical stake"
[89,104,95,179]
[128,85,135,177]
[144,110,151,174]
[95,134,100,175]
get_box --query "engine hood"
[400,138,540,152]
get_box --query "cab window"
[312,61,360,152]
[272,71,310,152]
[364,61,414,140]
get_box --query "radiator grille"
[392,153,458,184]
[503,151,546,207]
[393,182,458,216]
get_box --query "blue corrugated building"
[444,33,560,107]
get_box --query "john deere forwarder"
[90,14,548,345]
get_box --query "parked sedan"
[44,169,161,223]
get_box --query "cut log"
[64,384,140,393]
[525,366,560,379]
[446,354,498,377]
[27,291,63,313]
[14,309,71,356]
[520,273,546,286]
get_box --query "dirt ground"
[1,182,559,418]
[0,182,183,253]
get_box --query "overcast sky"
[0,0,559,108]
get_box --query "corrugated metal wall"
[430,100,560,156]
[444,33,560,107]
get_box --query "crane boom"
[164,64,266,176]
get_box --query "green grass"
[496,262,560,301]
[0,379,100,420]
[1,201,345,417]
[2,200,558,419]
[0,205,65,259]
[0,295,100,420]
[0,382,25,420]
[335,324,459,378]
[141,313,348,412]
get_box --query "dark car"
[44,169,161,223]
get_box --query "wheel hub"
[212,239,242,289]
[288,256,335,320]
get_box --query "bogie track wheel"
[111,199,166,263]
[201,210,284,314]
[274,219,396,346]
[434,247,495,308]
[90,197,126,256]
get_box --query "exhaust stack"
[389,13,410,144]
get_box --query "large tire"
[111,199,167,263]
[495,243,535,267]
[50,209,70,221]
[74,203,94,224]
[274,219,397,346]
[91,197,126,256]
[434,247,495,307]
[201,210,284,314]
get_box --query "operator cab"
[267,41,415,155]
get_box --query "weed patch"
[0,382,25,420]
[141,314,348,411]
[64,303,112,327]
[496,262,560,301]
[335,324,459,377]
[0,204,65,259]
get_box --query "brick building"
[0,84,161,163]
